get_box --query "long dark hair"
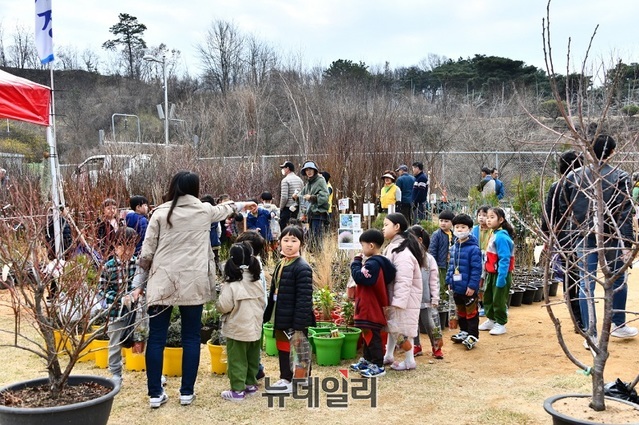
[224,242,261,282]
[385,213,424,268]
[236,231,266,259]
[488,207,515,239]
[407,225,430,251]
[164,171,200,227]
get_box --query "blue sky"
[2,0,637,77]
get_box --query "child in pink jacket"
[408,225,442,359]
[382,213,424,371]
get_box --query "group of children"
[98,191,516,402]
[348,206,516,377]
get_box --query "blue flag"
[35,0,54,64]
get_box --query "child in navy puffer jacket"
[445,214,482,350]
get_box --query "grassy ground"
[1,270,638,425]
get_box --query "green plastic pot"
[312,332,344,366]
[314,321,336,329]
[337,327,362,360]
[262,323,277,356]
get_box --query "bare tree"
[197,20,245,94]
[81,48,101,73]
[56,45,80,70]
[534,1,639,414]
[0,22,7,67]
[8,24,39,69]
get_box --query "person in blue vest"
[411,162,429,223]
[395,165,415,224]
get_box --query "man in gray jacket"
[279,161,303,230]
[558,134,637,341]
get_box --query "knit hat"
[452,213,474,228]
[438,210,455,221]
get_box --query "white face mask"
[454,230,470,240]
[281,168,286,176]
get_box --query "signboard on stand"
[338,213,362,250]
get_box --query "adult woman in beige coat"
[139,171,254,408]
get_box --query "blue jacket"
[395,174,415,204]
[494,179,505,199]
[125,211,148,255]
[247,207,273,241]
[445,234,482,295]
[429,228,452,269]
[412,171,428,205]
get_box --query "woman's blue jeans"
[575,235,628,336]
[146,304,203,397]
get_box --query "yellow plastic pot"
[92,339,109,369]
[207,341,227,375]
[126,351,146,371]
[162,347,183,377]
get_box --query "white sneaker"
[611,326,638,338]
[489,323,506,335]
[478,319,495,331]
[180,394,195,406]
[264,379,292,394]
[149,391,169,408]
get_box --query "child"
[407,225,442,359]
[235,231,268,380]
[125,195,149,256]
[349,229,397,378]
[478,207,515,336]
[263,225,314,394]
[99,227,142,385]
[217,242,266,401]
[446,214,483,349]
[470,205,492,316]
[96,198,120,259]
[382,213,424,371]
[429,209,454,307]
[246,202,273,243]
[259,191,281,251]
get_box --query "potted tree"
[0,188,120,424]
[163,314,183,377]
[207,328,228,375]
[534,2,639,422]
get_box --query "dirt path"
[1,269,638,425]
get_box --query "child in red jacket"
[349,229,396,378]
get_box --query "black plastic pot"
[510,287,525,307]
[507,290,513,307]
[548,281,559,297]
[521,286,536,305]
[438,311,448,329]
[532,284,544,302]
[543,393,639,425]
[0,375,119,425]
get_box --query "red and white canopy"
[0,69,50,126]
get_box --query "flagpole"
[47,62,63,258]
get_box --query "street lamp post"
[143,54,169,145]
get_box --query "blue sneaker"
[349,358,371,372]
[479,308,485,317]
[360,364,385,378]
